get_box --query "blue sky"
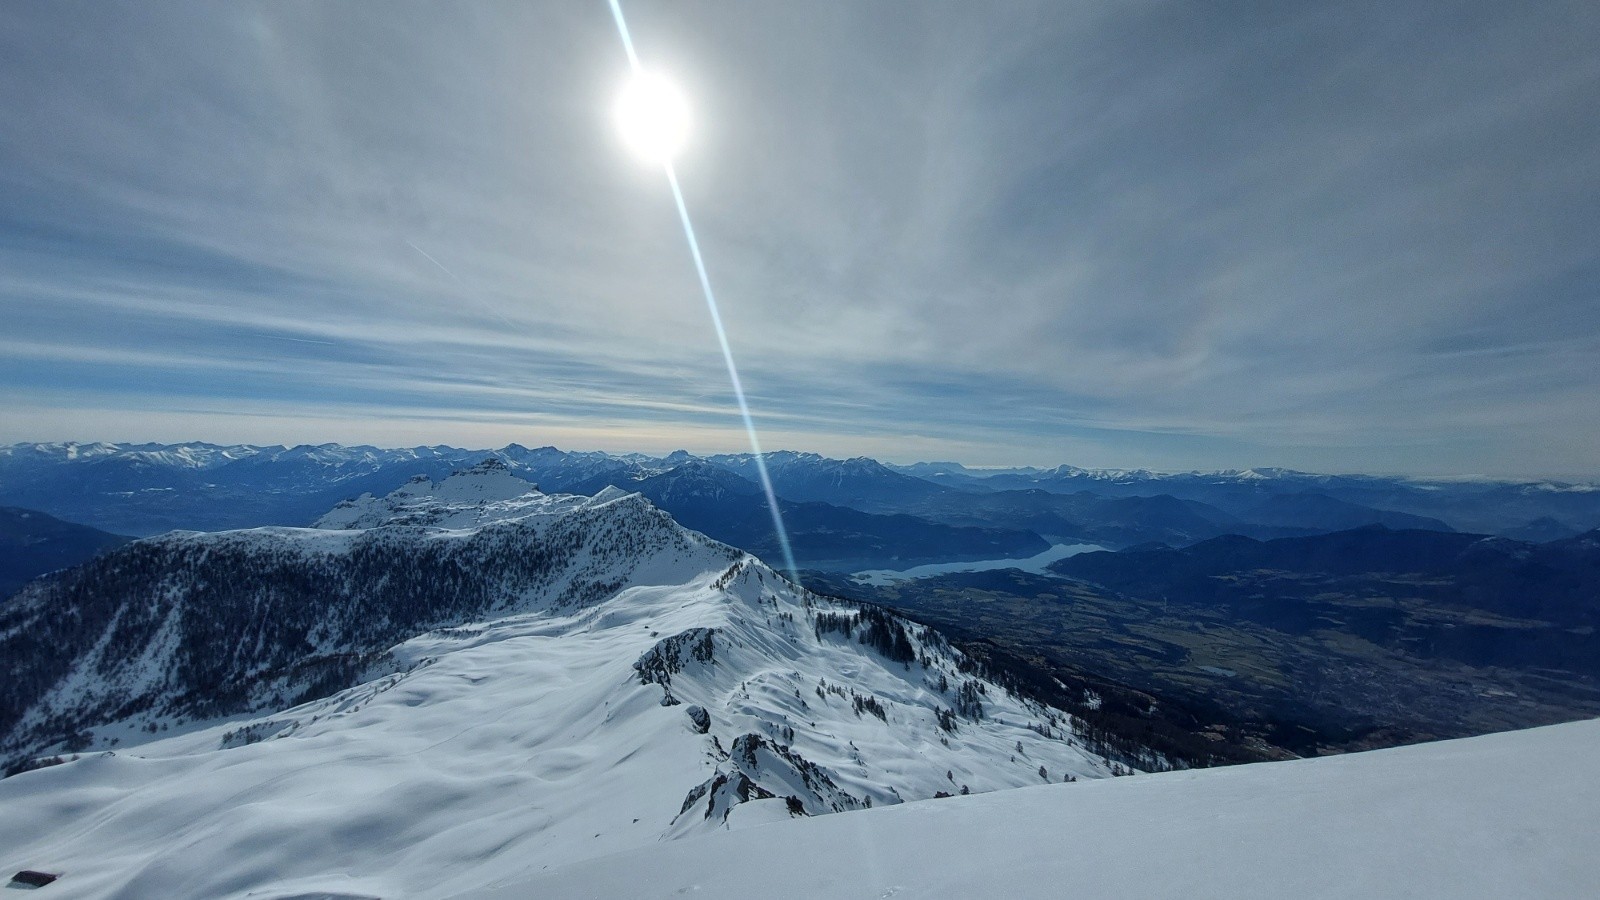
[2,1,1597,476]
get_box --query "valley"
[809,526,1600,760]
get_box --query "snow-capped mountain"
[0,441,260,469]
[901,460,1600,535]
[314,457,567,528]
[0,442,648,536]
[0,462,1138,898]
[11,439,1589,552]
[0,441,478,535]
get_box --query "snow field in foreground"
[475,716,1600,900]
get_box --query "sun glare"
[614,70,690,164]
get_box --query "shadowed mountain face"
[0,507,129,599]
[704,451,953,509]
[567,462,1049,570]
[857,486,1272,548]
[1236,493,1453,533]
[1500,516,1587,543]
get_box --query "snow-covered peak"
[427,458,535,499]
[1205,466,1312,481]
[588,484,635,504]
[316,458,556,529]
[0,440,261,468]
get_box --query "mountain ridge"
[0,460,1144,898]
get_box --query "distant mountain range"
[888,460,1600,537]
[3,442,1595,578]
[564,460,1048,569]
[707,451,949,509]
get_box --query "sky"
[1,1,1597,477]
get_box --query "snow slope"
[0,467,1126,898]
[476,717,1600,900]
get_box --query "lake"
[851,542,1106,586]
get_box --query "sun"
[614,70,691,164]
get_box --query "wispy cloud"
[1,1,1597,476]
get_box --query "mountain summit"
[315,457,552,528]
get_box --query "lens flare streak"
[607,0,800,582]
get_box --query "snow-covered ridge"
[7,439,1596,490]
[1,461,1147,897]
[0,462,727,765]
[314,457,639,529]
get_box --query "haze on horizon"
[2,1,1597,479]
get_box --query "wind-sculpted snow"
[0,470,1131,898]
